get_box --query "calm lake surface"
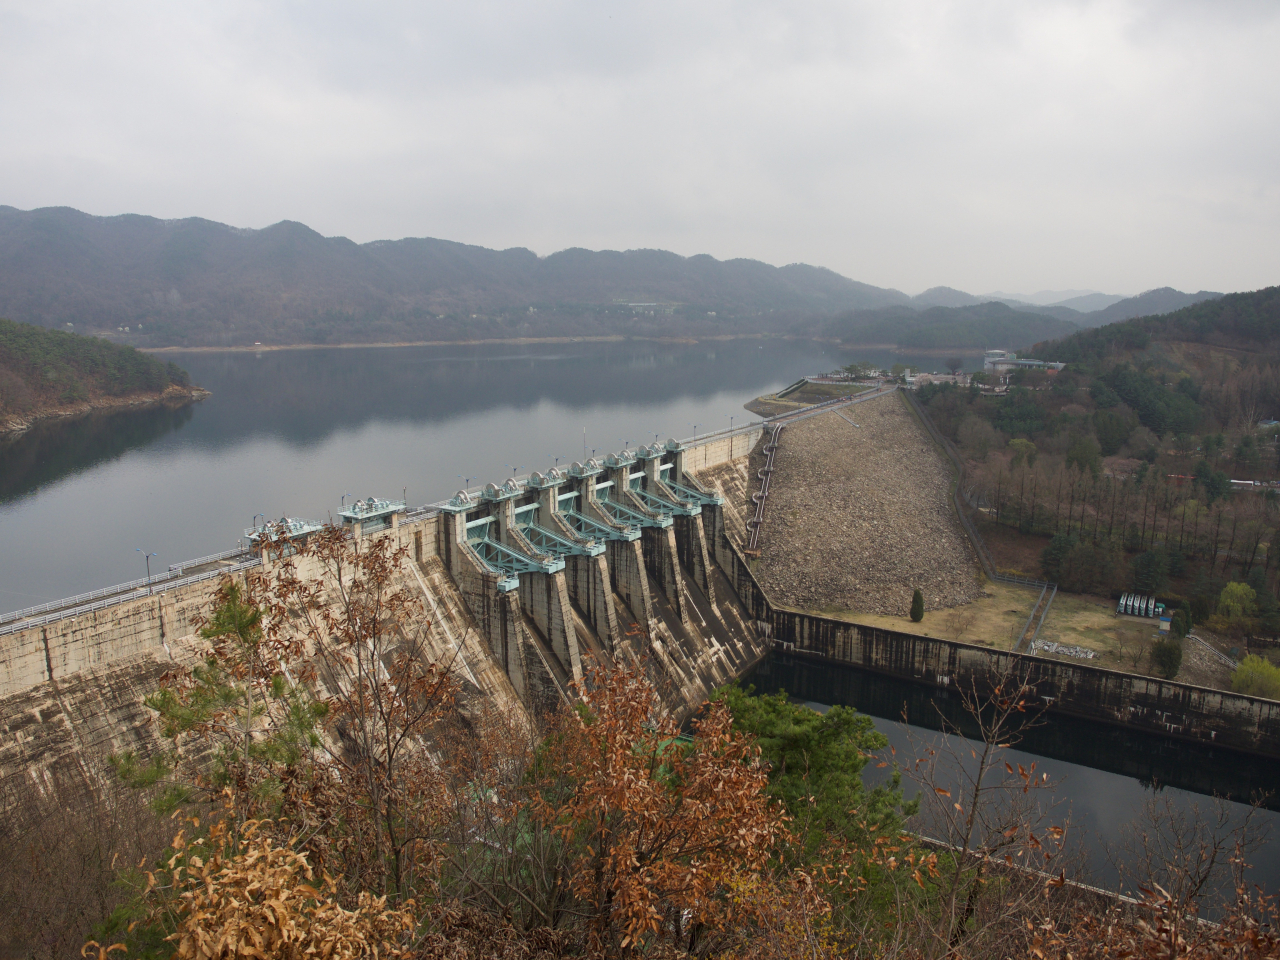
[745,654,1279,898]
[0,339,967,611]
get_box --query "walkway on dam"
[0,548,259,636]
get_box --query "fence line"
[1188,632,1238,669]
[167,546,251,573]
[1,548,254,627]
[0,559,262,637]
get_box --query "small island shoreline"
[0,385,210,437]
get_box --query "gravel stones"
[750,393,983,616]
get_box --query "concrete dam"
[0,416,785,798]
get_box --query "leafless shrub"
[1108,793,1270,913]
[0,760,169,960]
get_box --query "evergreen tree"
[716,685,914,856]
[910,588,924,622]
[1150,635,1183,680]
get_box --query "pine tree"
[910,588,925,623]
[1150,635,1183,680]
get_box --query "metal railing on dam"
[0,548,254,628]
[0,557,263,638]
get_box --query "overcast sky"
[2,1,1277,296]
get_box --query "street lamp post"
[136,548,158,594]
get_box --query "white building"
[983,349,1065,376]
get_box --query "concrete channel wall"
[711,519,1280,759]
[679,427,763,475]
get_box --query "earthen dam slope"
[739,391,981,617]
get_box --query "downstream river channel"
[2,338,1273,900]
[745,654,1280,899]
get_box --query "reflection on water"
[0,340,978,612]
[161,341,975,450]
[0,404,195,503]
[743,653,1279,894]
[748,654,1280,808]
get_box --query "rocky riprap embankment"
[751,393,982,616]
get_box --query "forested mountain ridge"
[0,204,1238,350]
[0,317,197,432]
[817,301,1079,350]
[0,205,912,347]
[907,287,1223,329]
[1031,285,1280,365]
[1079,286,1224,328]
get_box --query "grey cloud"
[0,1,1276,295]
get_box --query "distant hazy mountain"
[911,286,985,308]
[1050,292,1127,312]
[987,300,1086,323]
[823,301,1078,351]
[920,286,1126,318]
[0,206,911,347]
[983,288,1109,306]
[1074,287,1224,328]
[913,286,1215,328]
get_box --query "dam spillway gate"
[436,436,754,715]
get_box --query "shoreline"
[140,333,769,354]
[0,385,210,437]
[138,334,984,356]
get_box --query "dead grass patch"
[791,580,1041,649]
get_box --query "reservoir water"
[1,338,1273,901]
[745,653,1279,899]
[0,339,961,612]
